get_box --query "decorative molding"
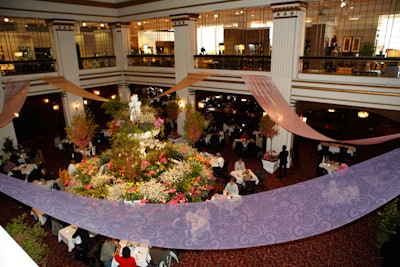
[170,13,199,27]
[46,19,75,31]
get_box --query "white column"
[118,83,131,102]
[111,22,131,71]
[170,14,198,135]
[47,19,83,126]
[270,1,307,166]
[0,74,18,148]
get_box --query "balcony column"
[110,22,131,71]
[170,13,199,136]
[46,19,83,126]
[118,83,130,102]
[270,1,307,166]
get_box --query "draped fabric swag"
[0,79,30,128]
[0,148,399,249]
[40,76,110,102]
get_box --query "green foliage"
[101,98,127,119]
[360,42,375,57]
[2,136,15,153]
[5,213,49,264]
[377,197,400,234]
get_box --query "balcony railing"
[0,59,56,76]
[301,56,400,78]
[127,55,175,67]
[195,55,271,71]
[79,56,116,70]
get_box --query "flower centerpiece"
[66,111,98,151]
[263,149,278,162]
[66,95,214,204]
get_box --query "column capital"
[271,1,307,19]
[46,19,75,31]
[109,22,131,28]
[170,13,199,27]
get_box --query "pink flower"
[168,188,176,194]
[128,187,136,193]
[196,176,201,182]
[64,179,70,186]
[168,199,179,204]
[148,170,156,175]
[159,152,165,160]
[190,187,195,194]
[140,199,148,203]
[182,146,188,153]
[160,157,168,163]
[85,184,92,190]
[141,160,150,166]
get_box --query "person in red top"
[114,245,137,267]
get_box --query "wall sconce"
[83,99,88,105]
[100,23,105,28]
[328,109,336,113]
[42,98,49,104]
[198,101,205,109]
[3,17,9,23]
[358,111,369,118]
[178,100,185,109]
[93,90,100,95]
[14,112,19,118]
[73,102,80,110]
[82,22,87,27]
[219,43,225,55]
[111,94,116,100]
[238,44,245,55]
[53,102,60,110]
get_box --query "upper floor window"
[130,17,174,55]
[196,7,273,56]
[0,17,53,61]
[74,21,114,58]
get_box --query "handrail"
[127,54,175,67]
[0,59,56,76]
[300,56,400,77]
[194,55,271,71]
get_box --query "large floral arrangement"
[66,96,214,204]
[377,197,400,234]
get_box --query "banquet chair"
[242,180,256,195]
[254,169,267,191]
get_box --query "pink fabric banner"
[0,79,30,128]
[243,75,400,145]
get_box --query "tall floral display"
[259,114,279,156]
[183,102,206,144]
[66,111,98,150]
[66,95,214,204]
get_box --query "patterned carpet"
[0,136,389,266]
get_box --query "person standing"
[100,238,118,267]
[278,145,289,178]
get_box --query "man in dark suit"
[278,145,288,178]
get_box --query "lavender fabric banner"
[1,148,399,250]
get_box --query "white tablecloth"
[58,225,79,252]
[30,208,48,225]
[319,161,340,174]
[318,142,356,156]
[230,169,259,185]
[111,240,151,267]
[58,225,96,252]
[11,163,37,175]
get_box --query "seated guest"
[212,152,225,176]
[224,177,239,195]
[234,157,246,171]
[199,149,211,158]
[39,167,53,181]
[114,245,137,267]
[2,160,15,174]
[67,159,77,177]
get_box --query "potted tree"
[259,114,280,174]
[6,213,50,266]
[183,102,206,145]
[65,111,98,152]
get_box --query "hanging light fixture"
[358,111,369,118]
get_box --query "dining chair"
[254,169,267,191]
